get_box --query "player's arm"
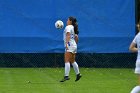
[129,42,138,52]
[75,34,78,44]
[66,32,71,49]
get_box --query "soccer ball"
[55,20,64,29]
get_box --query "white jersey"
[63,25,77,47]
[63,25,77,53]
[133,32,140,62]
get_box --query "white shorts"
[65,45,77,53]
[135,61,140,74]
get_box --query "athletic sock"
[72,62,80,75]
[131,86,140,93]
[65,62,70,76]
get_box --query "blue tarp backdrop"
[0,0,135,53]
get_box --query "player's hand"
[65,44,68,50]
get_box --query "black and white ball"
[55,20,64,29]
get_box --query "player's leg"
[131,62,140,93]
[60,52,71,82]
[71,53,82,82]
[131,75,140,93]
[71,53,80,74]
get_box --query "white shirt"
[133,32,140,62]
[63,25,77,47]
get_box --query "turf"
[0,68,137,93]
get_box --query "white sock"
[131,86,140,93]
[72,62,80,75]
[65,62,70,76]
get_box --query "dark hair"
[69,16,79,35]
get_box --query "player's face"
[137,24,140,31]
[67,18,72,25]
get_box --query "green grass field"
[0,68,137,93]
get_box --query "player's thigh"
[135,62,140,74]
[70,53,76,63]
[65,52,72,62]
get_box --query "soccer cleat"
[60,76,70,82]
[75,73,82,82]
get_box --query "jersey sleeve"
[132,35,137,44]
[65,26,71,33]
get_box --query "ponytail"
[69,16,79,35]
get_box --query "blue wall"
[0,0,135,53]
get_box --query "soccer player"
[60,16,82,82]
[130,21,140,93]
